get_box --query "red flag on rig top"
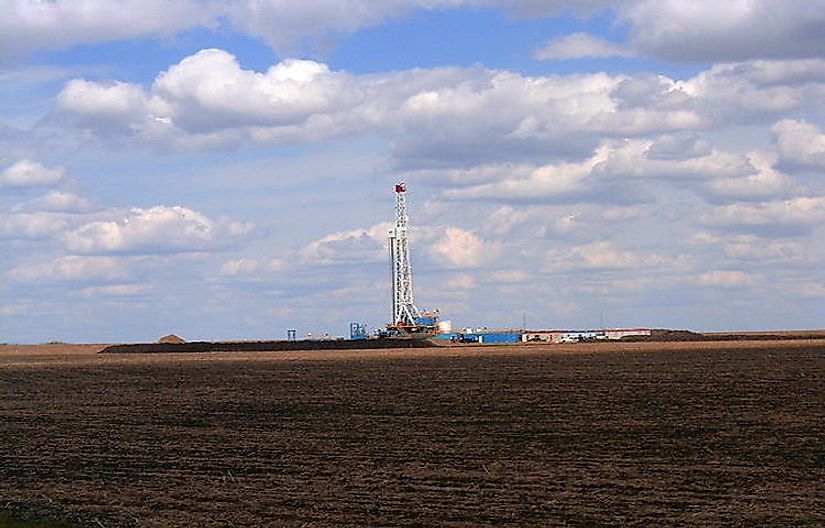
[395,182,406,193]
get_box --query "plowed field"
[1,340,823,527]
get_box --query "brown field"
[1,340,823,527]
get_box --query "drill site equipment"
[387,181,440,335]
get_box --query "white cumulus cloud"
[428,226,499,268]
[219,258,285,277]
[543,241,659,273]
[0,159,64,188]
[19,191,97,213]
[56,79,150,130]
[0,212,72,240]
[703,197,825,237]
[535,32,635,60]
[52,50,825,166]
[298,222,390,265]
[63,205,253,255]
[151,49,361,132]
[0,0,219,63]
[773,119,825,170]
[9,256,129,283]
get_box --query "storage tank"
[436,320,453,334]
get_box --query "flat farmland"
[1,340,823,527]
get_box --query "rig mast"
[387,182,438,334]
[389,181,420,326]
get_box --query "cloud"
[8,1,617,64]
[482,206,580,239]
[52,50,825,169]
[0,212,72,240]
[442,272,475,290]
[594,140,793,202]
[438,151,607,203]
[703,197,825,237]
[595,140,755,180]
[9,256,129,283]
[63,205,253,255]
[227,0,464,55]
[435,137,788,206]
[486,269,529,284]
[47,51,680,158]
[6,1,825,67]
[786,282,825,298]
[644,134,711,161]
[773,119,825,171]
[698,270,758,288]
[224,1,619,57]
[0,0,218,63]
[3,1,561,63]
[390,70,623,167]
[480,0,623,17]
[151,49,361,132]
[0,159,64,188]
[55,49,374,149]
[621,0,825,62]
[702,151,793,202]
[691,232,807,262]
[297,222,390,265]
[428,226,499,268]
[573,241,642,270]
[219,258,285,277]
[535,32,635,60]
[56,79,150,130]
[77,283,153,298]
[18,191,97,213]
[543,241,657,273]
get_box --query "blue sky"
[1,0,824,343]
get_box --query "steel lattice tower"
[388,181,421,327]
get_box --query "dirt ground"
[1,340,823,527]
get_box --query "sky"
[1,0,824,343]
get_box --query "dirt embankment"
[99,338,432,354]
[99,329,825,354]
[623,329,825,342]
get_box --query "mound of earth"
[650,329,707,341]
[156,334,186,345]
[622,329,707,342]
[101,338,431,354]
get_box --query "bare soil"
[1,340,823,527]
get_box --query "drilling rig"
[386,182,440,335]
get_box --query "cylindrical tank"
[436,320,453,334]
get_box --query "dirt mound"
[648,329,707,341]
[621,329,823,342]
[620,329,707,342]
[101,338,431,354]
[156,334,186,345]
